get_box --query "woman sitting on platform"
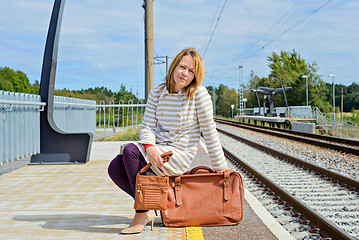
[108,47,227,234]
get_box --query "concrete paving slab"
[0,142,187,240]
[0,141,291,240]
[89,141,129,161]
[0,160,138,240]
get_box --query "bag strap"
[187,166,216,174]
[138,150,173,175]
[174,176,183,205]
[223,170,231,201]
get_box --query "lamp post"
[272,78,288,118]
[231,104,234,119]
[243,98,247,113]
[329,74,335,126]
[302,75,308,106]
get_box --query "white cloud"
[0,0,358,99]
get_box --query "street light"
[231,104,234,119]
[329,74,335,125]
[243,98,247,111]
[302,75,308,106]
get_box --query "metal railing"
[1,90,97,168]
[312,107,358,139]
[237,106,358,139]
[0,91,44,168]
[54,96,96,133]
[96,100,146,141]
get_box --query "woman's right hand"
[146,146,164,168]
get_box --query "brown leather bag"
[160,166,244,227]
[134,151,173,211]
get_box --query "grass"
[105,129,140,141]
[337,111,359,124]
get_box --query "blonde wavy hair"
[165,48,205,102]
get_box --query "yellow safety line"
[186,227,204,240]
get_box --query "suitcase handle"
[139,150,173,174]
[188,166,216,174]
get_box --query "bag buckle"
[222,179,231,185]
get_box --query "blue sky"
[1,0,358,99]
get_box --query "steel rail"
[215,118,359,156]
[216,118,359,146]
[217,128,359,187]
[223,147,357,240]
[217,127,359,192]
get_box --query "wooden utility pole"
[341,88,343,120]
[144,0,154,101]
[166,56,168,75]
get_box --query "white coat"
[137,84,227,176]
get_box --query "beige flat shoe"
[121,211,155,234]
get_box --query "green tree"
[206,85,214,100]
[268,50,330,110]
[55,87,114,104]
[16,70,34,93]
[114,84,139,104]
[32,80,40,94]
[327,82,359,112]
[0,68,13,91]
[0,67,35,93]
[248,50,331,112]
[216,88,238,118]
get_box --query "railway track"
[215,118,359,156]
[219,128,359,240]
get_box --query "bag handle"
[188,166,216,175]
[138,150,173,175]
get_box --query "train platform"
[236,115,288,123]
[233,115,292,129]
[0,141,294,240]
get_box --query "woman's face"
[173,54,195,93]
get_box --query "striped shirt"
[138,84,227,176]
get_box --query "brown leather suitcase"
[134,151,173,211]
[160,166,244,227]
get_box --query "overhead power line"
[238,0,333,63]
[201,0,227,57]
[201,1,223,53]
[206,0,333,85]
[235,0,304,62]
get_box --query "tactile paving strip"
[186,227,204,240]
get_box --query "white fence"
[54,96,96,133]
[0,91,43,168]
[96,100,146,141]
